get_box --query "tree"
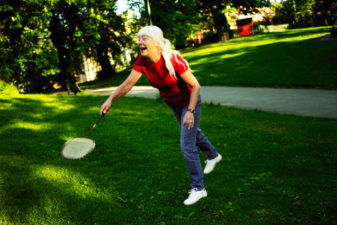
[197,0,230,42]
[140,0,201,48]
[313,0,337,26]
[275,0,337,27]
[278,0,315,27]
[85,0,132,79]
[0,0,59,92]
[1,0,132,93]
[49,1,84,94]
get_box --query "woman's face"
[138,35,159,58]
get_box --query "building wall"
[78,48,134,83]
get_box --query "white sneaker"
[204,154,222,174]
[184,189,207,205]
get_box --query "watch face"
[188,108,195,114]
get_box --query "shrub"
[0,80,19,97]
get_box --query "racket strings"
[62,137,95,159]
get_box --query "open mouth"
[139,46,147,52]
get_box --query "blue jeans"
[172,96,218,190]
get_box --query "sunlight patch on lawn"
[41,101,76,111]
[17,94,76,111]
[59,134,75,142]
[14,121,52,131]
[189,51,246,66]
[209,73,219,78]
[247,32,328,47]
[183,30,329,62]
[183,43,232,58]
[220,52,246,59]
[0,101,13,110]
[34,165,104,200]
[0,121,54,134]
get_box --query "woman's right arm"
[100,70,142,115]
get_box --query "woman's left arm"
[180,69,201,129]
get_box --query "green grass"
[1,93,336,224]
[81,26,337,90]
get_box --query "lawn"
[1,93,336,224]
[80,26,337,90]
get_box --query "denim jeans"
[172,96,218,190]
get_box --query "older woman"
[100,25,222,205]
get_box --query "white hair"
[137,25,189,80]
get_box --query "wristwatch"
[187,108,195,114]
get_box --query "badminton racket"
[61,113,105,160]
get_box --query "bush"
[0,80,18,97]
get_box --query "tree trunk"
[96,48,115,79]
[213,12,229,42]
[49,10,81,95]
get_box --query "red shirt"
[133,53,191,110]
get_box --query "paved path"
[86,86,337,119]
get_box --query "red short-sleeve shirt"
[133,53,191,110]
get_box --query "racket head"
[61,137,96,160]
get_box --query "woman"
[100,25,222,205]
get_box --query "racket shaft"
[86,114,104,137]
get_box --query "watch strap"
[187,108,195,114]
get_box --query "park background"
[1,0,337,224]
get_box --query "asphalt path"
[86,86,337,119]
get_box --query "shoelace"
[188,189,194,194]
[188,189,199,194]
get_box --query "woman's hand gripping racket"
[61,113,105,160]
